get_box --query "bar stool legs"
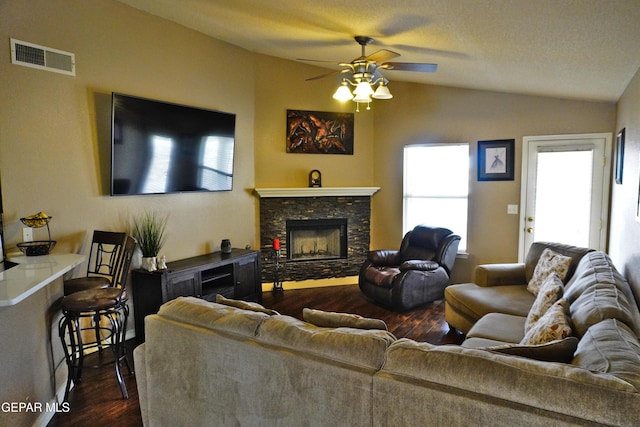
[58,304,132,401]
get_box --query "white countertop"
[0,253,85,306]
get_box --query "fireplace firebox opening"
[286,218,347,262]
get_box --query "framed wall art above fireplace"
[286,109,354,154]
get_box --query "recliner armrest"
[475,263,526,287]
[368,250,401,266]
[400,260,440,271]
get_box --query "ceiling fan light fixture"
[353,81,374,96]
[372,83,393,99]
[332,83,353,102]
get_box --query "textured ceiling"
[117,0,640,102]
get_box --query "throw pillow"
[524,272,564,332]
[527,248,572,295]
[484,337,578,363]
[302,308,388,331]
[215,294,280,315]
[520,298,572,345]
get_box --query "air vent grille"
[10,38,75,76]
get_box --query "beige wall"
[610,66,640,306]
[0,1,258,424]
[253,60,617,283]
[1,0,257,261]
[371,83,616,282]
[254,55,374,189]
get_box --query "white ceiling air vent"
[10,38,75,76]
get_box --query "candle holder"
[272,248,284,293]
[268,237,285,292]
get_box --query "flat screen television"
[110,93,236,196]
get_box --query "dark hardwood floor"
[46,340,142,427]
[48,284,462,426]
[262,284,464,344]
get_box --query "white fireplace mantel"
[253,187,380,198]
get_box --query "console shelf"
[131,248,261,342]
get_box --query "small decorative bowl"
[17,240,56,256]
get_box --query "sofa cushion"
[302,308,388,331]
[527,248,572,295]
[572,318,640,390]
[478,337,578,363]
[256,314,396,370]
[521,298,572,345]
[466,313,526,343]
[444,283,535,321]
[525,272,564,332]
[157,296,270,338]
[215,294,280,315]
[564,251,640,337]
[569,283,636,338]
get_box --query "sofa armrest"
[367,250,401,266]
[475,263,526,287]
[133,343,149,427]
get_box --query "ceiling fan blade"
[297,58,338,64]
[381,62,438,72]
[306,69,340,81]
[365,49,400,63]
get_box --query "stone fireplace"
[255,187,379,283]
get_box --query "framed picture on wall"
[477,139,515,181]
[286,110,354,154]
[615,128,625,184]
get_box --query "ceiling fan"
[303,36,438,111]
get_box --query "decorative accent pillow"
[527,248,572,295]
[215,294,280,315]
[302,308,388,331]
[484,337,578,363]
[520,298,572,345]
[525,272,564,332]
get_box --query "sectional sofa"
[134,243,640,426]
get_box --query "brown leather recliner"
[358,225,461,311]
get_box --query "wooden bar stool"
[58,235,136,401]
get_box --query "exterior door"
[519,133,611,260]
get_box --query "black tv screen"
[111,93,235,196]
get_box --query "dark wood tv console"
[131,248,261,342]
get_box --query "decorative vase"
[221,239,232,254]
[142,256,157,272]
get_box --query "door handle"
[527,227,534,233]
[527,217,534,222]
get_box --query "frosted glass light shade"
[332,84,353,101]
[353,81,374,96]
[373,84,393,99]
[353,92,372,103]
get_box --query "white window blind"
[403,143,469,251]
